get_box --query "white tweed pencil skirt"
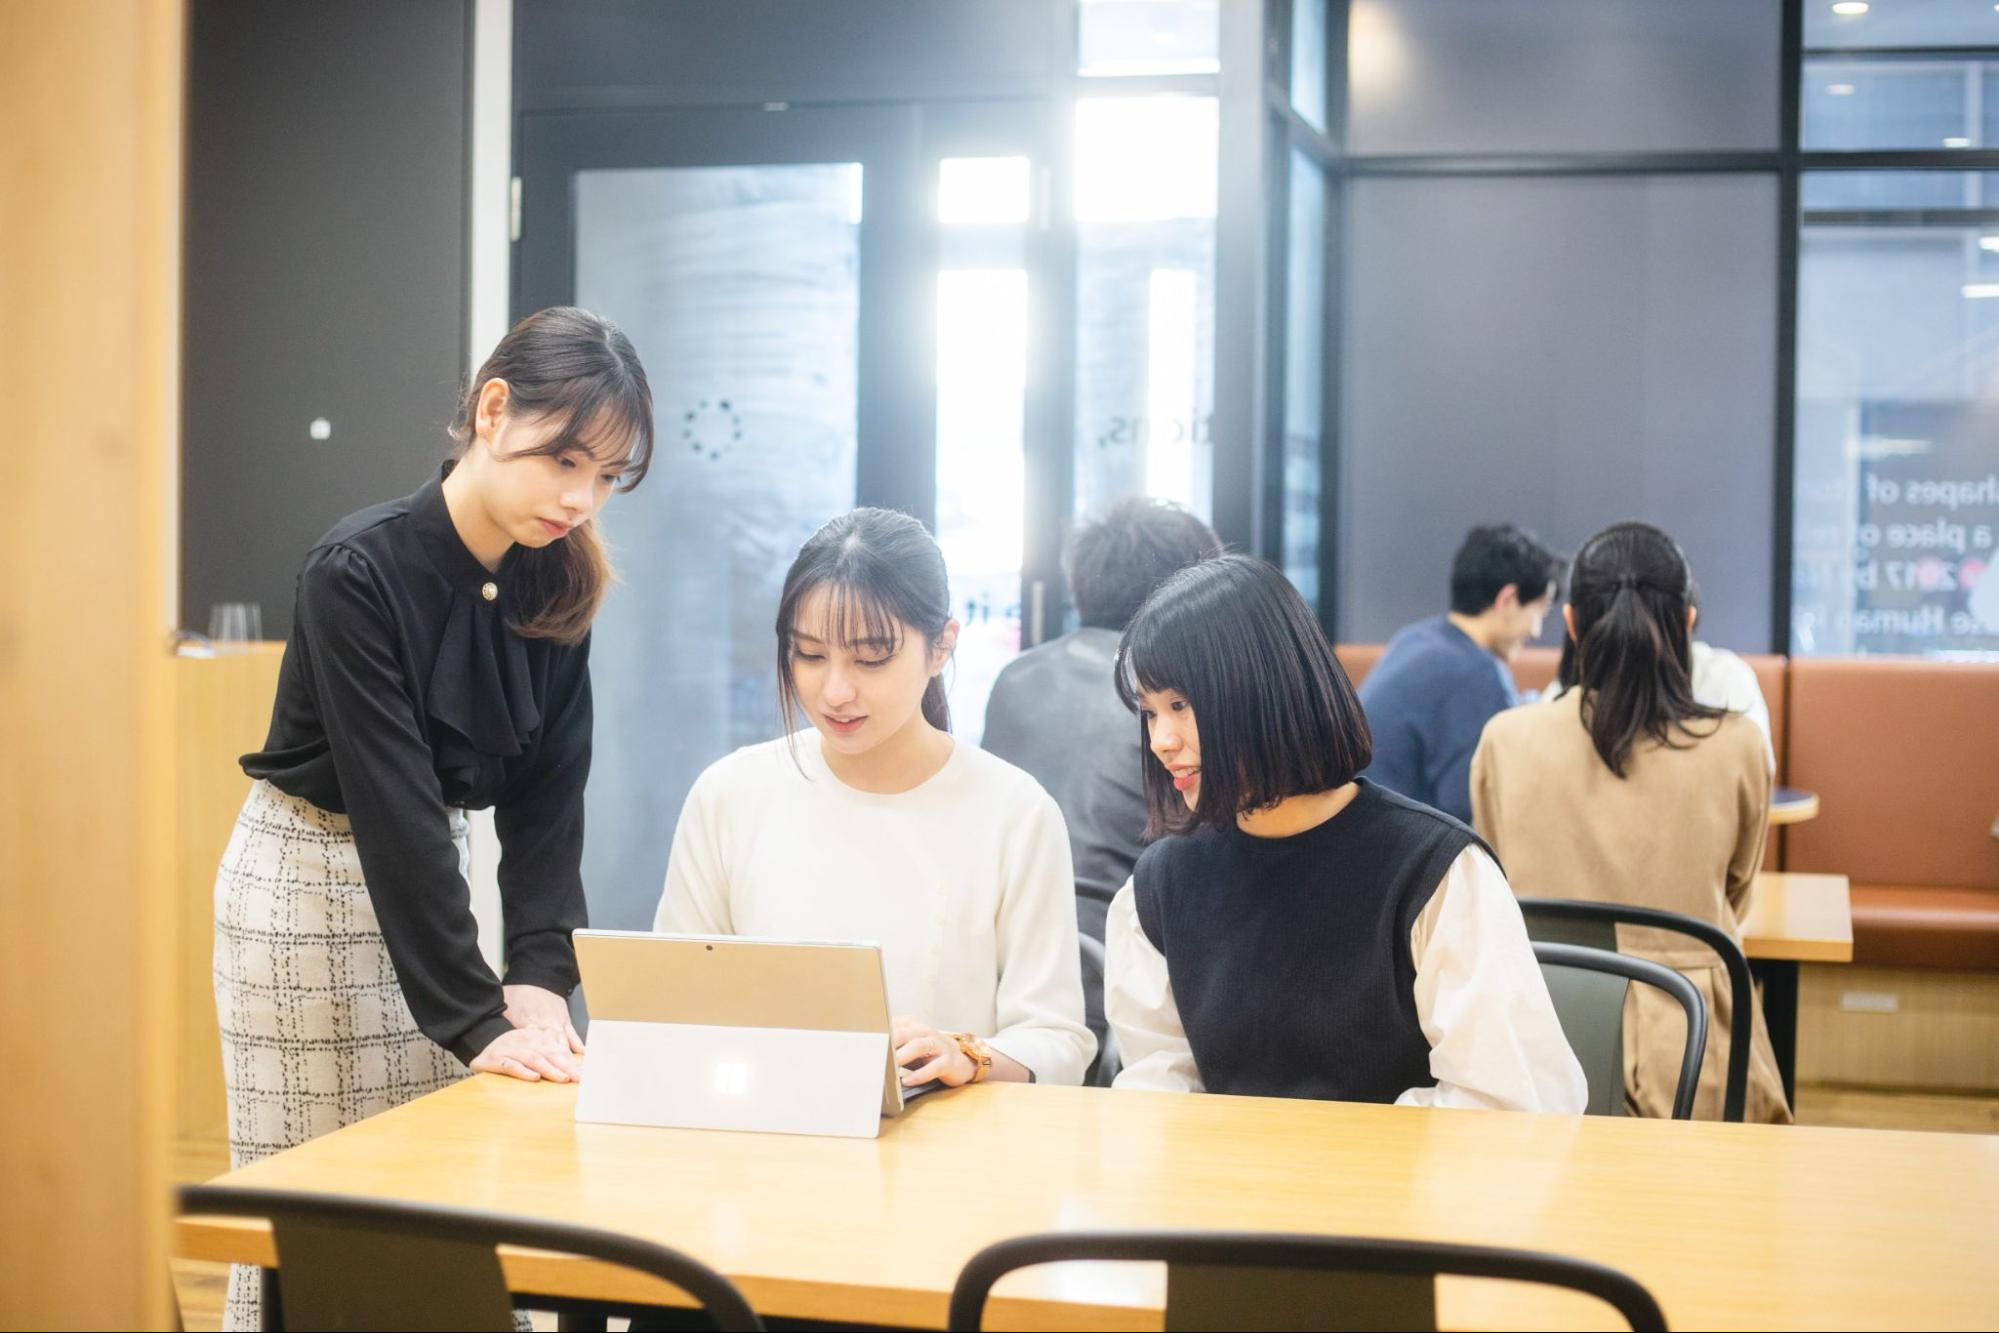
[211,778,471,1331]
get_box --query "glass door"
[920,103,1061,743]
[518,101,1052,925]
[521,105,908,928]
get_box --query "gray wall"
[1335,1,1784,654]
[1340,173,1779,653]
[515,0,1064,110]
[182,0,471,639]
[1347,0,1780,156]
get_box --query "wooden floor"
[168,1082,1999,1332]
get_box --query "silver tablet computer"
[574,929,927,1135]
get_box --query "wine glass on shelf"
[207,602,263,652]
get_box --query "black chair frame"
[1533,940,1708,1121]
[178,1184,763,1332]
[947,1230,1669,1332]
[1520,896,1754,1121]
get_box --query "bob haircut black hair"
[1115,553,1371,839]
[774,507,953,745]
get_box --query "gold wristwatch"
[948,1031,994,1084]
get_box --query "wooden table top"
[1743,872,1854,964]
[1769,788,1820,827]
[177,1075,1997,1330]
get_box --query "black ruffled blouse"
[243,467,591,1064]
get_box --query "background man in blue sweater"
[1357,523,1561,824]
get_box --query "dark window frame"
[1302,0,1999,653]
[506,1,1999,654]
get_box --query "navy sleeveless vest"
[1133,780,1487,1102]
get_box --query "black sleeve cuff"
[504,931,580,997]
[448,1012,517,1068]
[501,963,578,998]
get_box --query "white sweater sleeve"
[986,787,1097,1085]
[653,767,733,935]
[1396,846,1588,1113]
[1104,878,1204,1093]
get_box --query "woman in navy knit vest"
[1102,554,1585,1111]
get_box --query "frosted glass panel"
[1793,210,1999,658]
[1804,58,1999,152]
[1074,97,1218,224]
[939,155,1029,224]
[936,269,1027,743]
[1802,170,1997,211]
[935,156,1034,743]
[1075,96,1217,525]
[1292,0,1329,133]
[573,163,861,927]
[1077,0,1219,77]
[1806,0,1999,49]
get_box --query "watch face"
[951,1032,991,1079]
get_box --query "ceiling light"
[1980,236,1999,252]
[1830,2,1868,15]
[1828,83,1856,96]
[1962,283,1999,299]
[1945,137,1972,148]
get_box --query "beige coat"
[1471,690,1791,1123]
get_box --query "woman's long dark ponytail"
[1561,521,1727,777]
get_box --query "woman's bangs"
[797,578,908,659]
[1115,613,1194,713]
[518,379,654,489]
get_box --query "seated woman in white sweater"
[654,508,1096,1087]
[1104,554,1585,1111]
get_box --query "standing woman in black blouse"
[217,306,652,1329]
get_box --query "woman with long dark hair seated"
[1103,554,1583,1110]
[653,508,1095,1088]
[1472,521,1790,1122]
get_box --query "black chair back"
[948,1230,1668,1332]
[178,1185,763,1332]
[1520,897,1754,1121]
[1534,941,1708,1120]
[1078,932,1121,1087]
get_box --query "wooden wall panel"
[181,0,470,641]
[173,645,286,1182]
[0,2,185,1328]
[1798,964,1999,1092]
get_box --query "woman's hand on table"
[503,982,586,1054]
[475,984,585,1082]
[471,1023,584,1083]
